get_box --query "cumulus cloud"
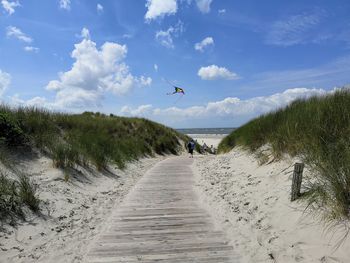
[154,88,328,118]
[46,28,151,108]
[0,70,11,97]
[194,37,214,52]
[6,26,32,43]
[120,88,331,126]
[198,65,239,80]
[266,12,322,46]
[9,94,51,108]
[10,94,47,108]
[144,0,215,20]
[145,0,177,21]
[195,0,213,13]
[121,104,153,116]
[59,0,70,10]
[155,21,184,48]
[97,3,103,13]
[24,46,39,53]
[1,0,20,15]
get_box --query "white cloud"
[97,3,103,13]
[1,0,20,15]
[54,88,103,108]
[155,21,184,48]
[195,0,213,13]
[9,94,51,108]
[154,88,328,118]
[24,46,39,53]
[266,12,322,46]
[154,64,158,72]
[218,9,225,14]
[145,0,177,21]
[46,28,152,108]
[26,96,47,106]
[59,0,70,10]
[79,27,90,39]
[6,26,32,43]
[120,87,331,126]
[155,30,173,48]
[0,70,11,97]
[121,104,153,116]
[198,65,239,80]
[194,37,214,52]
[139,76,152,86]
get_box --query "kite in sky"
[167,86,185,95]
[163,78,186,104]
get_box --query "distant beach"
[177,128,235,148]
[176,127,235,135]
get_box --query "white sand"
[193,148,350,262]
[188,134,227,148]
[3,145,350,262]
[0,153,165,263]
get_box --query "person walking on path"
[187,139,196,158]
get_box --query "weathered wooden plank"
[87,250,237,263]
[85,157,238,262]
[95,235,229,246]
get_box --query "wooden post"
[291,163,304,201]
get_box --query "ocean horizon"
[176,127,235,135]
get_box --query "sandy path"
[85,157,239,262]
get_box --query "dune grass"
[0,106,188,171]
[218,89,350,225]
[0,172,39,223]
[0,105,189,222]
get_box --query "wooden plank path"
[86,157,239,262]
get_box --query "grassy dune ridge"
[0,105,189,221]
[219,89,350,225]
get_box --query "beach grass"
[0,106,188,170]
[218,88,350,224]
[0,172,39,223]
[0,105,189,222]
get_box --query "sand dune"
[2,146,350,262]
[0,154,165,263]
[193,148,350,262]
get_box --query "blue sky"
[0,0,350,128]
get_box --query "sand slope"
[193,148,350,262]
[0,153,165,263]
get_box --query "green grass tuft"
[0,172,39,222]
[18,174,40,212]
[218,88,350,224]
